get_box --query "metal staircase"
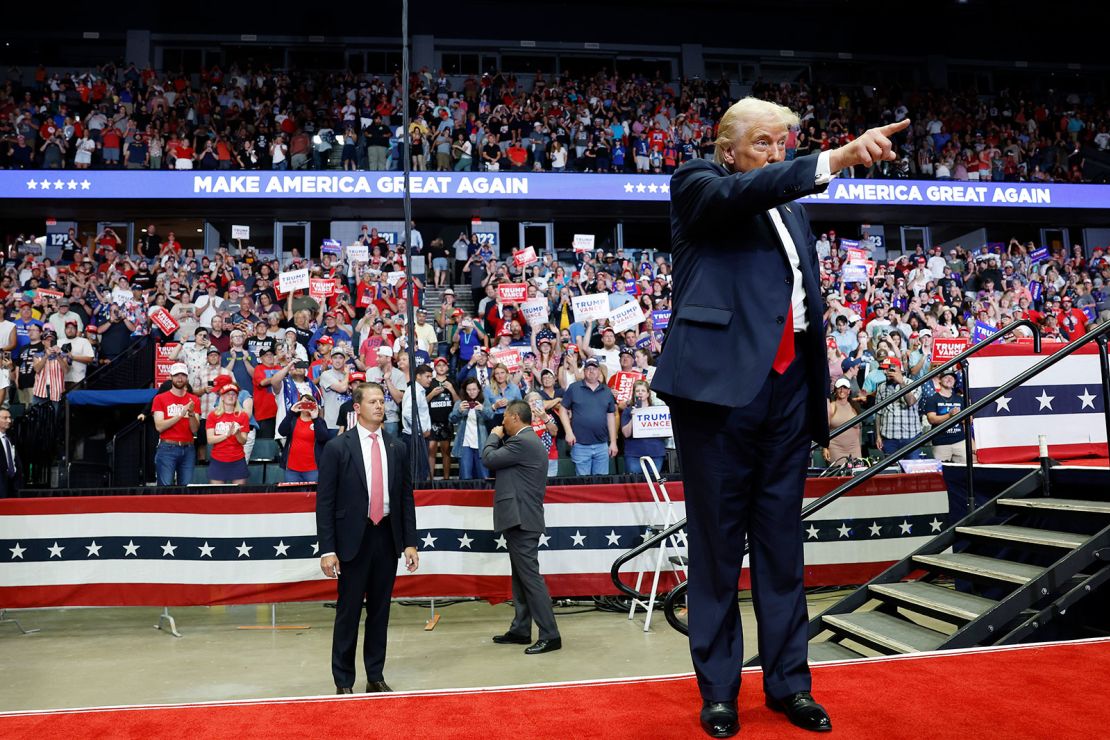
[803,463,1110,662]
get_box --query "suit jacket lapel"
[346,429,369,493]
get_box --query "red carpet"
[2,639,1108,739]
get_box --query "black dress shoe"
[336,687,353,695]
[524,637,562,654]
[700,701,739,738]
[365,680,393,693]
[492,631,532,645]
[766,691,831,732]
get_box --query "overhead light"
[196,228,203,233]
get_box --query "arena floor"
[0,590,851,711]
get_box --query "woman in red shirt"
[278,393,332,483]
[206,380,250,484]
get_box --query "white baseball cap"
[169,363,188,376]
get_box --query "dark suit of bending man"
[652,97,909,738]
[317,382,420,694]
[482,399,562,655]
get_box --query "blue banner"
[1083,306,1097,321]
[1030,247,1049,263]
[1029,281,1043,302]
[4,171,1110,208]
[970,321,995,344]
[838,238,861,250]
[321,238,342,255]
[842,263,869,284]
[651,310,671,330]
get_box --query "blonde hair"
[714,97,800,165]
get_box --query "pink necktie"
[368,432,384,524]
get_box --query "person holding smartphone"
[279,393,332,483]
[449,377,494,479]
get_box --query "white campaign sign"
[521,298,549,328]
[231,225,250,240]
[572,293,610,323]
[278,268,309,293]
[386,270,405,286]
[572,234,595,252]
[609,300,646,333]
[632,406,672,438]
[347,244,369,262]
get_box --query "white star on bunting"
[161,540,177,557]
[623,182,634,193]
[930,518,944,533]
[647,183,658,193]
[494,535,508,550]
[10,542,26,559]
[311,541,320,555]
[86,541,102,557]
[605,530,621,546]
[640,530,653,543]
[198,542,215,558]
[898,521,913,535]
[123,540,140,556]
[421,532,437,548]
[1078,389,1097,410]
[538,534,552,548]
[67,179,77,190]
[26,179,37,190]
[995,396,1012,412]
[837,524,851,539]
[635,183,646,193]
[274,541,290,557]
[48,542,64,558]
[805,525,820,540]
[570,530,587,547]
[1035,390,1054,411]
[457,533,474,549]
[53,179,64,189]
[80,180,91,190]
[236,541,252,558]
[660,183,670,194]
[40,179,51,189]
[868,522,882,537]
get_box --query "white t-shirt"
[63,336,95,383]
[0,320,15,351]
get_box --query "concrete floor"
[0,591,850,712]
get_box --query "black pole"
[959,361,975,515]
[401,0,420,482]
[1099,335,1110,465]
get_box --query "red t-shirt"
[287,418,318,472]
[152,390,202,443]
[252,363,281,421]
[206,410,249,462]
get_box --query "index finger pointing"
[878,119,911,135]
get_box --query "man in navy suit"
[317,382,419,694]
[0,408,22,498]
[652,97,908,737]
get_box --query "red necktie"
[772,306,795,374]
[368,432,384,524]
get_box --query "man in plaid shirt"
[873,356,925,457]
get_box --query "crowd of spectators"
[4,217,1109,484]
[2,60,1109,181]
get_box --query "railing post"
[1098,335,1110,464]
[960,360,975,515]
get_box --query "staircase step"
[999,498,1110,515]
[808,641,865,663]
[823,611,947,654]
[869,581,997,621]
[913,553,1043,584]
[956,525,1087,549]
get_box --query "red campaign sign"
[309,278,336,301]
[497,283,529,303]
[844,247,868,262]
[154,342,180,385]
[610,371,640,405]
[148,306,180,336]
[512,246,538,268]
[931,337,967,364]
[37,288,65,301]
[490,347,522,373]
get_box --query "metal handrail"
[609,318,1041,605]
[659,321,1110,636]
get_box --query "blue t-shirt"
[922,392,964,445]
[561,380,616,445]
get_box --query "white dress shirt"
[765,150,835,331]
[357,422,390,517]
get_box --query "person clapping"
[206,376,250,484]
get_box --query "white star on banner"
[236,541,252,558]
[39,178,51,189]
[660,183,670,194]
[805,525,820,540]
[123,540,140,556]
[606,530,621,546]
[53,179,64,189]
[623,182,634,193]
[85,541,102,557]
[421,532,437,548]
[48,542,64,558]
[311,541,320,555]
[9,542,26,559]
[930,518,944,533]
[1035,391,1054,411]
[161,540,177,557]
[198,542,215,558]
[67,179,77,190]
[494,535,508,550]
[837,524,851,539]
[995,396,1012,412]
[647,183,658,193]
[538,534,552,548]
[635,183,646,193]
[274,541,290,557]
[571,530,587,547]
[869,522,883,537]
[457,533,474,549]
[1078,389,1097,410]
[26,179,37,190]
[80,179,91,190]
[640,530,653,543]
[899,520,913,535]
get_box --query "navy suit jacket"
[0,437,21,499]
[651,155,832,446]
[315,427,418,562]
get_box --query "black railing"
[609,318,1042,607]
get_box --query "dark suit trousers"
[669,344,813,703]
[332,516,397,688]
[505,526,560,641]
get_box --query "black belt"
[159,440,193,447]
